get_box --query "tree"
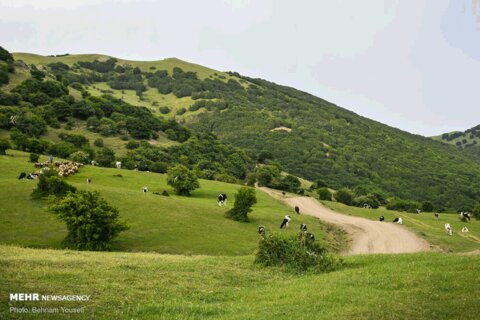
[48,191,129,251]
[0,138,10,155]
[472,204,480,220]
[31,171,77,199]
[96,147,115,167]
[421,201,434,212]
[29,153,40,163]
[317,187,332,201]
[167,164,199,196]
[335,188,354,206]
[225,187,257,222]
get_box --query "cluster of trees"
[254,164,302,193]
[190,74,480,211]
[0,46,15,85]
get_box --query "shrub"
[255,232,343,273]
[335,188,354,206]
[225,187,257,222]
[31,171,77,199]
[386,198,420,212]
[176,107,187,115]
[0,138,11,155]
[94,138,104,147]
[69,151,90,164]
[149,161,168,173]
[48,191,129,251]
[421,201,434,212]
[354,195,380,209]
[472,204,480,220]
[159,106,171,114]
[29,153,40,163]
[125,140,140,149]
[167,164,199,196]
[96,147,115,167]
[317,187,332,201]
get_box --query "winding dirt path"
[260,188,431,255]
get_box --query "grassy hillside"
[0,150,325,255]
[432,125,480,149]
[1,245,479,319]
[322,201,480,252]
[2,49,480,210]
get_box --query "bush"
[354,195,380,209]
[31,171,77,199]
[335,188,354,206]
[225,187,257,222]
[317,187,332,201]
[421,201,434,212]
[386,198,420,212]
[29,153,40,163]
[472,204,480,220]
[125,140,140,149]
[0,138,11,155]
[94,138,104,147]
[176,108,187,115]
[167,164,199,196]
[149,161,168,173]
[96,148,115,167]
[159,106,171,114]
[48,191,129,251]
[255,233,343,273]
[69,151,90,164]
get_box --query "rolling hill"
[1,47,480,210]
[432,124,480,149]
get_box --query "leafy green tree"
[335,188,354,206]
[225,187,257,222]
[31,171,77,199]
[421,201,434,212]
[472,204,480,220]
[317,187,332,201]
[167,164,199,196]
[0,138,11,155]
[29,153,40,162]
[96,147,115,167]
[48,191,129,251]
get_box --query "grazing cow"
[434,212,440,220]
[282,191,286,197]
[363,203,372,209]
[26,173,37,180]
[306,232,315,241]
[300,223,307,233]
[393,217,403,225]
[294,206,300,215]
[18,172,27,179]
[280,215,291,229]
[143,186,148,193]
[462,227,469,233]
[91,160,98,166]
[86,178,92,184]
[258,225,266,237]
[416,209,422,214]
[218,193,228,206]
[445,223,453,236]
[115,161,122,169]
[379,216,384,222]
[459,212,471,222]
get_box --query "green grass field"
[322,201,480,252]
[1,245,479,320]
[0,150,325,255]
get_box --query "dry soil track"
[260,188,431,255]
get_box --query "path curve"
[260,188,431,255]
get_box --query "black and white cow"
[306,233,315,241]
[18,172,27,179]
[258,225,266,237]
[218,193,227,206]
[445,223,452,236]
[459,212,471,222]
[26,173,37,180]
[280,215,291,229]
[143,186,148,193]
[294,206,300,215]
[462,226,469,233]
[379,216,384,222]
[300,223,307,233]
[393,217,403,224]
[86,178,92,184]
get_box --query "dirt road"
[260,188,431,255]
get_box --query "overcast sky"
[1,0,479,136]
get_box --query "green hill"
[432,125,480,149]
[0,150,327,255]
[1,48,480,210]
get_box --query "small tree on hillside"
[317,187,332,201]
[31,170,77,199]
[0,138,11,155]
[335,188,354,206]
[225,187,257,222]
[48,191,129,251]
[472,203,480,220]
[167,164,199,196]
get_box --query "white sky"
[1,0,479,136]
